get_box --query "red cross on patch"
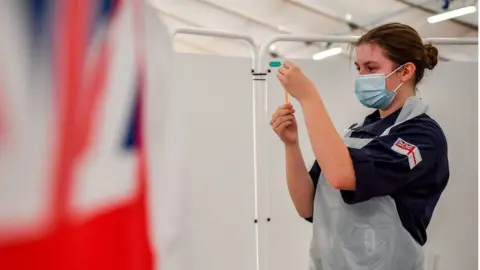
[391,138,423,169]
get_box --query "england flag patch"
[391,138,422,169]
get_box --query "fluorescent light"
[427,6,477,23]
[312,47,343,60]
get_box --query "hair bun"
[424,43,438,70]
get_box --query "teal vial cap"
[269,61,282,67]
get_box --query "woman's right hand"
[270,103,298,145]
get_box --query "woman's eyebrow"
[364,61,379,65]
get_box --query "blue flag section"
[123,85,141,151]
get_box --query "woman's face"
[354,43,404,93]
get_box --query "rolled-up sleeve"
[340,120,446,204]
[309,161,321,191]
[305,161,322,223]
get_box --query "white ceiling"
[149,0,478,61]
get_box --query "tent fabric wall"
[173,53,477,270]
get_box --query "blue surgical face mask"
[354,65,405,109]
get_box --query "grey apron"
[309,96,428,270]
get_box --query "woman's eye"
[367,67,376,72]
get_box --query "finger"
[273,114,294,127]
[272,115,294,129]
[277,73,286,84]
[275,104,295,113]
[277,103,292,110]
[283,60,295,69]
[291,115,297,124]
[285,61,298,71]
[272,108,295,121]
[278,67,287,75]
[275,121,293,133]
[271,110,295,125]
[272,105,293,122]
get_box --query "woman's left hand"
[277,61,316,102]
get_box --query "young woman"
[270,23,449,269]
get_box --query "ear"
[399,62,416,82]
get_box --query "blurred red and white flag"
[0,1,186,269]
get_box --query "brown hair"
[355,23,438,85]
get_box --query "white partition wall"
[171,54,257,270]
[264,58,478,270]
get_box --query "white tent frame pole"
[258,35,478,71]
[172,27,258,67]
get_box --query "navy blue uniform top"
[306,108,450,246]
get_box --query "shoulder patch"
[391,138,422,169]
